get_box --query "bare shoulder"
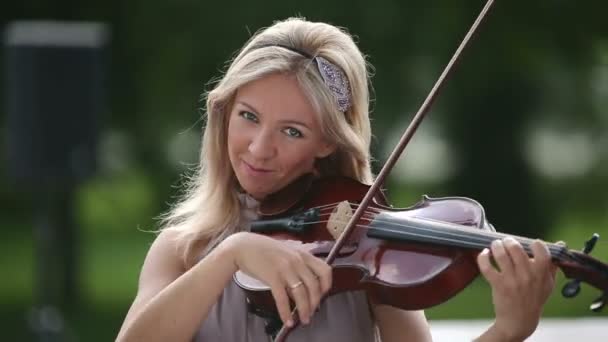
[373,305,432,342]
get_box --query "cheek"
[280,144,317,171]
[227,118,246,166]
[227,116,247,150]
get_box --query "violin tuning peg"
[582,233,599,255]
[561,279,581,298]
[590,292,606,312]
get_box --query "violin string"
[304,218,572,261]
[317,202,573,252]
[311,202,567,250]
[310,216,564,256]
[312,202,531,244]
[300,213,570,260]
[290,201,584,261]
[316,203,534,243]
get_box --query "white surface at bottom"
[429,318,607,341]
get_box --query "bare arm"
[473,324,523,342]
[116,229,237,342]
[117,230,333,341]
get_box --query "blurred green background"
[1,0,607,341]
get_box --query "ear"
[316,141,337,159]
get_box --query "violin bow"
[273,0,497,340]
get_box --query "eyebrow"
[236,100,312,130]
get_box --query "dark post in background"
[4,21,108,341]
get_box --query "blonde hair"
[162,17,374,265]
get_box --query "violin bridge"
[326,201,353,240]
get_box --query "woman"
[117,17,557,341]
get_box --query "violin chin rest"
[234,271,270,291]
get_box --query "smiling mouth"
[243,160,272,173]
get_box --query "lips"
[242,160,273,173]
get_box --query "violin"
[234,176,607,327]
[235,0,608,340]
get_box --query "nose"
[248,129,276,160]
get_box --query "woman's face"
[227,73,334,200]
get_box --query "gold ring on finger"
[289,281,304,290]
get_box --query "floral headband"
[257,44,352,113]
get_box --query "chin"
[242,187,269,200]
[236,178,268,197]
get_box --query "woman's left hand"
[477,237,558,341]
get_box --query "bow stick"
[274,0,497,340]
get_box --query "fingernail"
[287,320,294,327]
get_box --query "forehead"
[234,73,319,124]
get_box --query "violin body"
[235,176,498,312]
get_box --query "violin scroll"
[560,233,607,312]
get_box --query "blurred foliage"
[1,0,608,341]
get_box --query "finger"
[531,239,552,271]
[548,261,559,282]
[503,237,532,280]
[532,240,558,294]
[548,240,565,280]
[531,240,554,285]
[285,273,311,325]
[490,239,514,275]
[477,248,500,285]
[302,252,333,294]
[270,281,294,327]
[296,257,323,317]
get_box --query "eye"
[283,127,303,138]
[239,111,258,122]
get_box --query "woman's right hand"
[220,232,333,327]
